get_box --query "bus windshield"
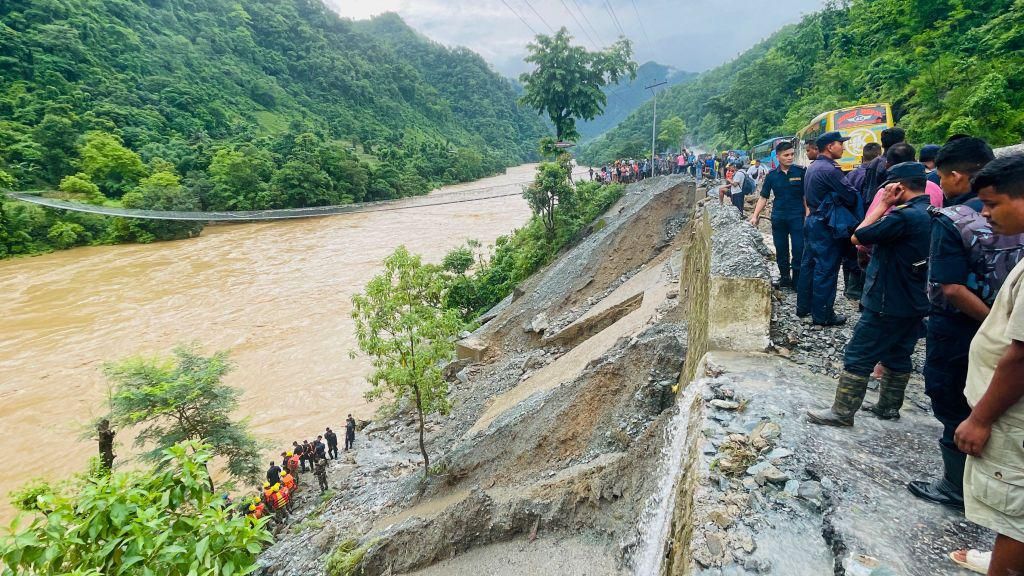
[833,105,888,129]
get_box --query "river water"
[0,164,554,519]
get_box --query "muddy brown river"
[0,164,558,519]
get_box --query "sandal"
[949,549,990,574]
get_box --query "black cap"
[919,144,941,162]
[881,162,927,186]
[815,131,850,149]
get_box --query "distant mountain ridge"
[577,61,696,142]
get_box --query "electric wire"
[558,0,599,48]
[499,0,539,36]
[521,0,556,34]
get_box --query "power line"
[499,0,539,36]
[603,0,627,38]
[521,0,556,34]
[629,0,651,44]
[558,0,599,48]
[571,0,608,46]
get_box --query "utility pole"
[646,80,668,178]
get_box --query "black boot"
[907,444,965,511]
[778,269,792,288]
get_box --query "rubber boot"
[907,444,966,511]
[862,371,911,420]
[807,371,869,427]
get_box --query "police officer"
[909,137,1007,509]
[796,131,860,326]
[807,162,932,426]
[750,140,806,288]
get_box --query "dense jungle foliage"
[579,0,1024,163]
[0,1,546,257]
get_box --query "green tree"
[116,171,204,242]
[523,161,574,238]
[104,345,263,489]
[519,28,637,142]
[658,116,687,152]
[351,247,463,470]
[78,131,147,197]
[0,442,273,576]
[46,221,87,249]
[58,173,106,205]
[33,113,79,182]
[207,147,275,210]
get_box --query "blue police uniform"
[923,191,983,449]
[842,194,932,375]
[796,156,860,323]
[759,165,806,286]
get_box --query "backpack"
[740,172,755,196]
[928,204,1024,310]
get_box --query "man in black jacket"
[325,427,339,460]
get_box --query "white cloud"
[323,0,827,76]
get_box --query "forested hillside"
[0,0,546,256]
[575,61,695,142]
[580,0,1024,163]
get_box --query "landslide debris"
[258,175,700,575]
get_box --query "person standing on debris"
[910,137,1006,510]
[807,162,932,426]
[718,162,749,215]
[749,140,806,289]
[266,460,282,486]
[796,131,861,326]
[325,427,339,460]
[345,414,356,450]
[953,154,1024,576]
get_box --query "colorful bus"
[795,103,894,171]
[750,136,793,170]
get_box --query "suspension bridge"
[3,177,541,222]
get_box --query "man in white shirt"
[718,162,748,214]
[955,154,1024,576]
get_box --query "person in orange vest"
[247,499,265,522]
[281,452,300,486]
[281,467,296,493]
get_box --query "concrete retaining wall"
[678,201,772,387]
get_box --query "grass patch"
[326,538,377,576]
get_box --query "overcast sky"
[324,0,827,77]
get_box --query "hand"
[878,183,901,207]
[955,416,992,456]
[748,215,759,227]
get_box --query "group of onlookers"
[745,127,1024,574]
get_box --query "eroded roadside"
[258,174,703,575]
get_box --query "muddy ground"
[258,174,705,575]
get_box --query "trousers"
[771,214,805,283]
[924,314,978,450]
[796,214,845,322]
[843,309,923,375]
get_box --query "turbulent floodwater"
[0,164,552,519]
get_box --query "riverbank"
[0,164,560,523]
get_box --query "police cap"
[815,131,850,149]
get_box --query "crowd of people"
[234,414,359,525]
[743,126,1024,574]
[587,149,726,185]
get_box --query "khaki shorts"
[964,419,1024,542]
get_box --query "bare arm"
[750,197,768,225]
[956,340,1024,456]
[941,284,991,323]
